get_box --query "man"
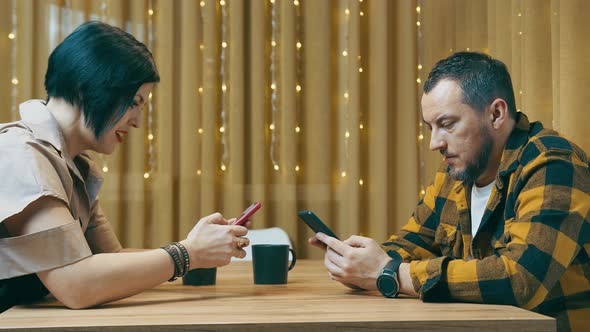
[311,52,590,332]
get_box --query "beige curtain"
[0,0,588,259]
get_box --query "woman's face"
[91,83,154,155]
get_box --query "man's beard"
[447,126,493,185]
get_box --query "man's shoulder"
[520,125,589,165]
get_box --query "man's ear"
[488,98,509,130]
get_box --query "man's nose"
[429,131,446,151]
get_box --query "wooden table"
[0,260,554,331]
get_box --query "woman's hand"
[181,213,249,269]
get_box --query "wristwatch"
[376,257,402,298]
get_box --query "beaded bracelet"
[161,242,191,282]
[174,242,190,277]
[161,243,183,282]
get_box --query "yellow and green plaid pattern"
[383,113,590,332]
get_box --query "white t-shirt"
[470,181,495,237]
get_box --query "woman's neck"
[45,98,88,157]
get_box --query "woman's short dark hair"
[423,52,517,119]
[45,21,160,138]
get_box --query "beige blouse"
[0,100,122,280]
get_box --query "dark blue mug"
[252,244,296,284]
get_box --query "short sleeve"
[0,129,70,222]
[0,128,92,279]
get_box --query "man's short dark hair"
[45,21,160,138]
[423,52,517,118]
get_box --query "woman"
[0,21,249,310]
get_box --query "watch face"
[377,272,399,298]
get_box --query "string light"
[416,0,426,198]
[340,0,353,184]
[219,0,229,172]
[269,0,280,172]
[144,0,156,179]
[359,179,364,186]
[100,0,110,172]
[294,0,302,174]
[9,0,17,120]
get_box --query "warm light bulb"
[341,171,347,178]
[149,92,153,100]
[360,11,364,16]
[293,0,299,5]
[295,126,301,133]
[420,189,426,196]
[296,85,302,92]
[296,41,302,49]
[416,6,421,13]
[8,32,15,39]
[519,31,523,35]
[102,166,109,173]
[274,164,280,171]
[359,123,364,129]
[198,87,203,94]
[345,131,350,138]
[220,0,226,6]
[221,164,226,171]
[271,83,276,90]
[359,67,363,73]
[144,172,150,179]
[519,90,523,95]
[270,0,275,3]
[197,170,202,175]
[344,92,349,99]
[148,133,154,140]
[148,9,154,16]
[198,128,204,134]
[418,64,422,70]
[200,1,205,7]
[345,9,350,15]
[222,84,227,92]
[466,47,470,51]
[416,21,421,27]
[221,41,227,48]
[271,40,276,47]
[342,50,348,57]
[295,165,300,172]
[269,124,275,131]
[219,126,225,133]
[200,44,205,50]
[518,12,522,17]
[418,134,424,141]
[11,78,18,85]
[416,78,421,84]
[359,179,364,186]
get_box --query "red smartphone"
[233,202,261,226]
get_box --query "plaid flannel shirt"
[383,113,590,332]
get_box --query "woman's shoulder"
[0,123,71,222]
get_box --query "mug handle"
[288,248,297,270]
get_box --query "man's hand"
[315,233,391,290]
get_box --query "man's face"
[421,79,494,184]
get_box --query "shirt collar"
[19,99,67,155]
[495,112,538,189]
[19,99,104,204]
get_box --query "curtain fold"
[0,0,588,257]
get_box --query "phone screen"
[297,210,339,240]
[233,202,261,226]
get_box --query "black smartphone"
[297,210,339,240]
